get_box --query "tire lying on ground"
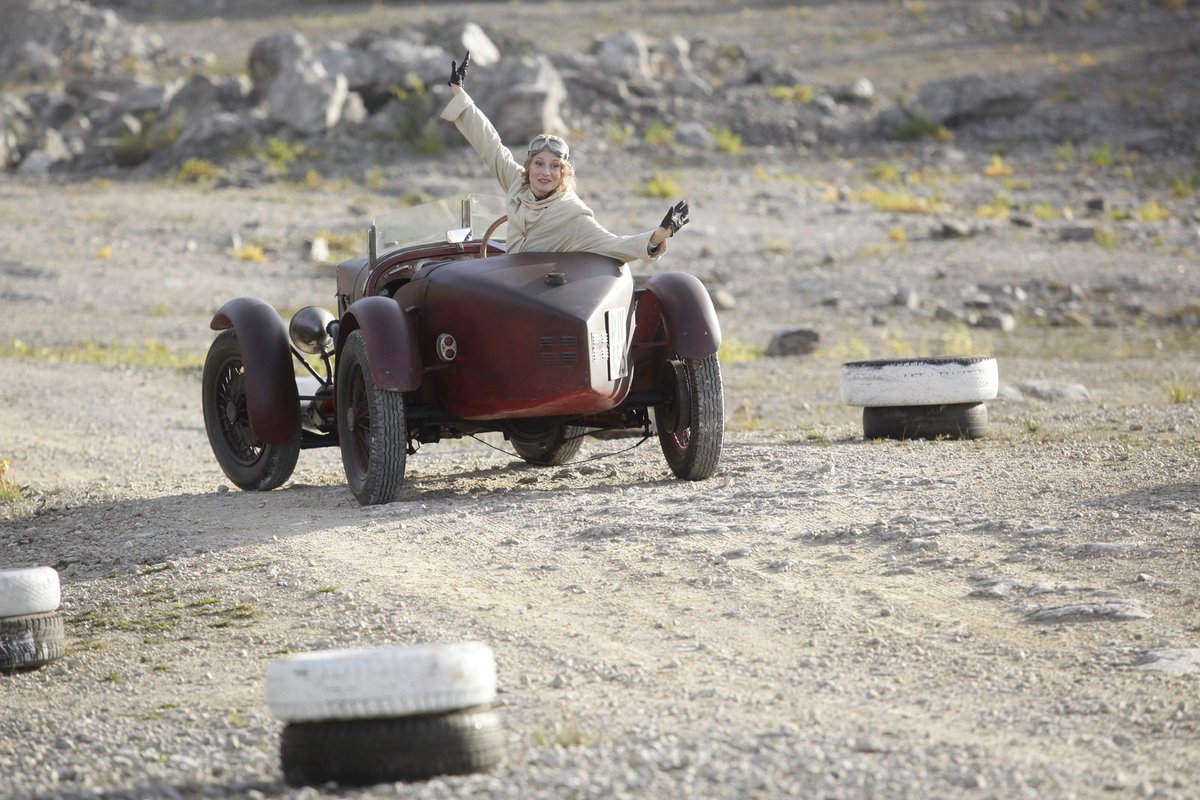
[0,566,61,617]
[266,642,502,786]
[0,612,66,671]
[862,402,989,440]
[265,641,497,722]
[280,708,503,787]
[840,356,998,408]
[841,356,998,440]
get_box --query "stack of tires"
[0,566,65,672]
[841,356,999,440]
[266,641,503,787]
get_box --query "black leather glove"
[448,51,471,87]
[660,200,689,236]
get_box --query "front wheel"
[202,329,300,491]
[655,352,724,480]
[337,330,407,505]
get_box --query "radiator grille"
[538,333,581,365]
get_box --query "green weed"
[1031,202,1059,219]
[177,158,226,183]
[0,460,21,503]
[894,110,950,141]
[718,339,764,363]
[531,716,599,748]
[233,242,268,263]
[1089,141,1116,168]
[639,169,681,198]
[1170,175,1197,200]
[0,339,203,370]
[769,84,816,104]
[869,162,902,183]
[1166,382,1195,404]
[607,121,635,148]
[643,122,675,147]
[711,126,743,155]
[1137,200,1171,221]
[256,136,307,173]
[1054,141,1077,164]
[1094,226,1120,249]
[856,187,948,214]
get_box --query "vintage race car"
[202,193,723,505]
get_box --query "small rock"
[710,287,736,310]
[766,326,820,356]
[975,311,1016,332]
[1059,224,1096,242]
[936,219,973,239]
[302,237,329,262]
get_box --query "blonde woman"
[441,52,688,261]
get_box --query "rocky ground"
[3,1,1200,798]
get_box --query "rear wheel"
[655,352,724,480]
[202,329,299,491]
[336,330,407,505]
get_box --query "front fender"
[210,297,300,445]
[336,296,422,392]
[644,272,722,359]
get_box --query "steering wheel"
[479,215,507,258]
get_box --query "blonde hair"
[521,152,576,195]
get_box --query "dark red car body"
[202,193,724,504]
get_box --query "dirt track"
[3,2,1200,798]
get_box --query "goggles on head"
[528,133,569,160]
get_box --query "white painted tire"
[840,356,998,407]
[265,641,497,722]
[0,567,61,617]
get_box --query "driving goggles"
[528,133,569,160]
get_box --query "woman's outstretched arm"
[440,53,523,191]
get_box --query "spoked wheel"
[510,419,585,466]
[202,329,299,491]
[336,330,407,505]
[654,351,724,480]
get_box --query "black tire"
[202,329,300,492]
[1,612,65,671]
[280,709,503,787]
[655,352,724,480]
[336,330,407,505]
[862,402,988,440]
[511,425,586,466]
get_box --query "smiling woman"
[439,51,689,263]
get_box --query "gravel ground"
[3,2,1200,798]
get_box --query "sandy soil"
[2,2,1200,798]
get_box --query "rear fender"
[336,296,422,392]
[643,272,722,359]
[210,297,300,445]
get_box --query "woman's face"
[528,151,565,196]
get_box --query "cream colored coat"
[440,91,663,263]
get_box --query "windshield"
[371,192,507,258]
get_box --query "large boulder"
[593,31,653,85]
[916,73,1037,127]
[248,32,312,92]
[264,58,349,135]
[430,22,500,68]
[474,56,568,143]
[0,0,164,80]
[0,95,34,169]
